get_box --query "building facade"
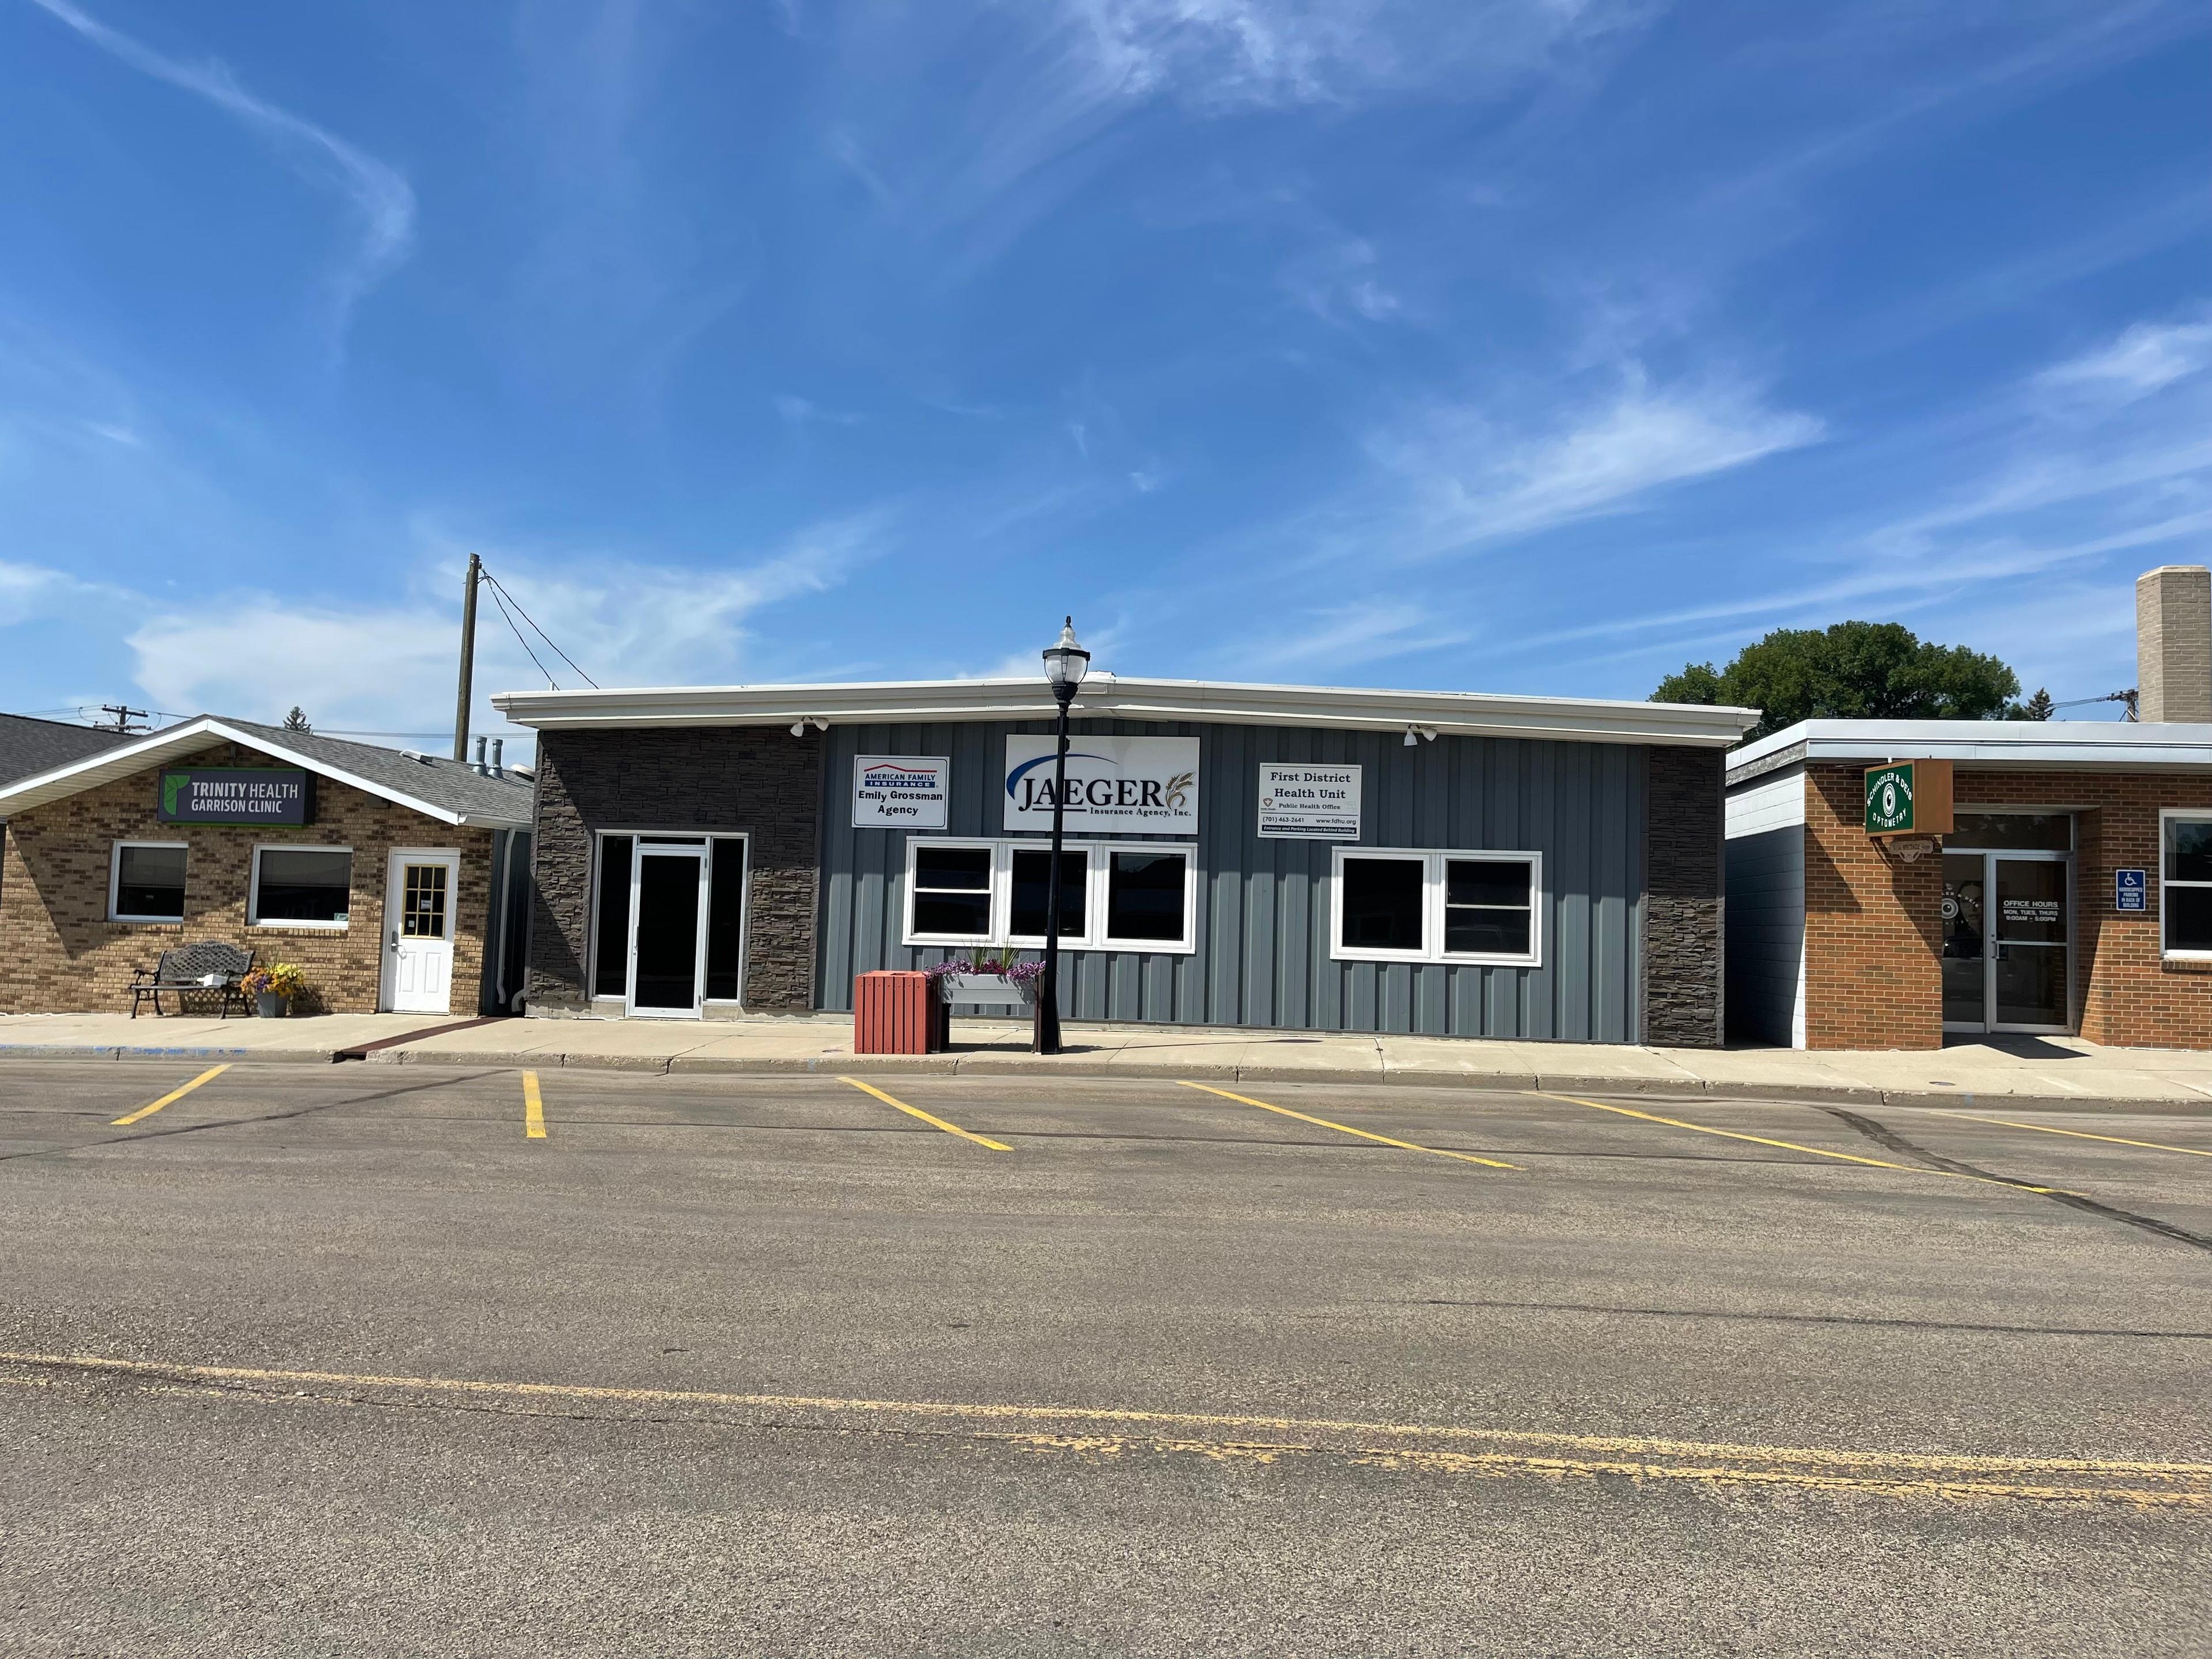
[501,675,1751,1046]
[0,718,534,1017]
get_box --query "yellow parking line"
[1937,1111,2212,1160]
[839,1077,1010,1152]
[1179,1081,1517,1169]
[1538,1093,2057,1194]
[110,1065,229,1127]
[523,1071,546,1140]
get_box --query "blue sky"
[2,0,2206,755]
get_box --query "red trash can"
[853,971,944,1054]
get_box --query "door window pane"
[633,853,702,1010]
[253,848,351,924]
[1105,851,1187,943]
[1339,857,1424,952]
[1940,853,1985,1026]
[113,844,186,920]
[401,863,449,938]
[2166,819,2212,884]
[1949,813,2072,851]
[593,836,634,997]
[1443,858,1532,956]
[705,839,746,1000]
[1993,861,2067,945]
[911,844,993,939]
[1994,944,2069,1027]
[1010,849,1087,939]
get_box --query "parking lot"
[3,1060,2210,1656]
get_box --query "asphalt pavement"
[3,1062,2209,1657]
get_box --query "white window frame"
[108,840,189,924]
[1328,847,1543,967]
[2160,809,2212,961]
[248,843,355,930]
[900,838,1199,955]
[584,829,753,1005]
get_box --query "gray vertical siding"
[816,718,1647,1041]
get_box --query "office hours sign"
[852,756,950,828]
[1256,764,1361,840]
[1002,735,1199,834]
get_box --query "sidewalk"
[6,1009,2210,1111]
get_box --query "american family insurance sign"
[158,767,311,825]
[1002,736,1199,835]
[852,755,950,828]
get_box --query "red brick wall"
[1801,763,2212,1051]
[0,743,495,1016]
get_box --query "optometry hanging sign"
[1257,764,1362,840]
[852,756,950,828]
[1003,735,1199,834]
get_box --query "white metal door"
[626,843,709,1018]
[383,851,460,1014]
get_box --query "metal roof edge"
[1726,719,2212,780]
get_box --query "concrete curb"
[0,1042,344,1063]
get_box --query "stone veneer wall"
[525,728,821,1014]
[1800,763,2212,1051]
[0,741,494,1015]
[1642,744,1724,1048]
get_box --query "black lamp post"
[1035,616,1090,1055]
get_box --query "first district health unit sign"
[158,768,311,825]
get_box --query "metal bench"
[128,943,255,1019]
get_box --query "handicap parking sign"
[2115,869,2148,912]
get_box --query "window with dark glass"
[592,835,634,997]
[1010,848,1088,940]
[251,848,351,925]
[705,838,747,999]
[1444,858,1533,956]
[1948,813,2073,852]
[112,843,186,921]
[2165,817,2212,955]
[1339,856,1425,953]
[911,844,993,939]
[1104,851,1187,944]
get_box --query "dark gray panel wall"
[816,719,1647,1041]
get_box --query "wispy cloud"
[26,0,416,344]
[1369,369,1823,555]
[1222,599,1472,676]
[2035,313,2212,404]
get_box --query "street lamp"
[1035,616,1090,1055]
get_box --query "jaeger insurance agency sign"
[158,767,310,825]
[1003,736,1199,834]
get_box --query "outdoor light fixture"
[788,717,829,737]
[1034,616,1089,1055]
[1402,725,1438,746]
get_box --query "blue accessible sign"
[2115,869,2148,912]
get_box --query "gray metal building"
[497,674,1752,1047]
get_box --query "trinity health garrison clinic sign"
[158,768,311,825]
[1003,735,1199,834]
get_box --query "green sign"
[1864,763,1916,834]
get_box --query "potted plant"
[241,962,306,1018]
[924,956,1044,1009]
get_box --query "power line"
[479,566,599,690]
[483,579,560,689]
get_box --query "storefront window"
[592,836,634,997]
[251,847,352,926]
[2165,816,2212,956]
[1948,813,2072,851]
[110,842,187,922]
[1331,848,1543,965]
[1008,849,1087,941]
[705,838,747,1000]
[902,839,1196,953]
[1104,851,1187,944]
[1444,858,1535,956]
[1338,855,1425,954]
[910,844,994,941]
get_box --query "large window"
[109,842,187,922]
[2164,815,2212,959]
[250,846,353,927]
[902,839,1196,953]
[1331,849,1540,965]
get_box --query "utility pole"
[97,704,147,734]
[452,552,482,763]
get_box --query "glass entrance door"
[1941,850,2070,1033]
[628,844,707,1017]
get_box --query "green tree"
[2018,687,2055,721]
[1654,622,2022,743]
[283,706,311,733]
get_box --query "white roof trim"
[0,718,530,827]
[493,672,1758,748]
[1727,719,2212,779]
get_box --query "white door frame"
[625,840,710,1019]
[380,847,463,1014]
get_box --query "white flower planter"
[939,973,1033,1007]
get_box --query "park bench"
[128,942,255,1019]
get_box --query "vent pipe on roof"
[490,737,503,778]
[472,734,488,776]
[2137,565,2212,724]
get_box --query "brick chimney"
[2136,564,2212,723]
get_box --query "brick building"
[0,717,534,1017]
[496,673,1751,1046]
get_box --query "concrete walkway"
[6,1009,2211,1111]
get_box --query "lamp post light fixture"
[1034,616,1090,1055]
